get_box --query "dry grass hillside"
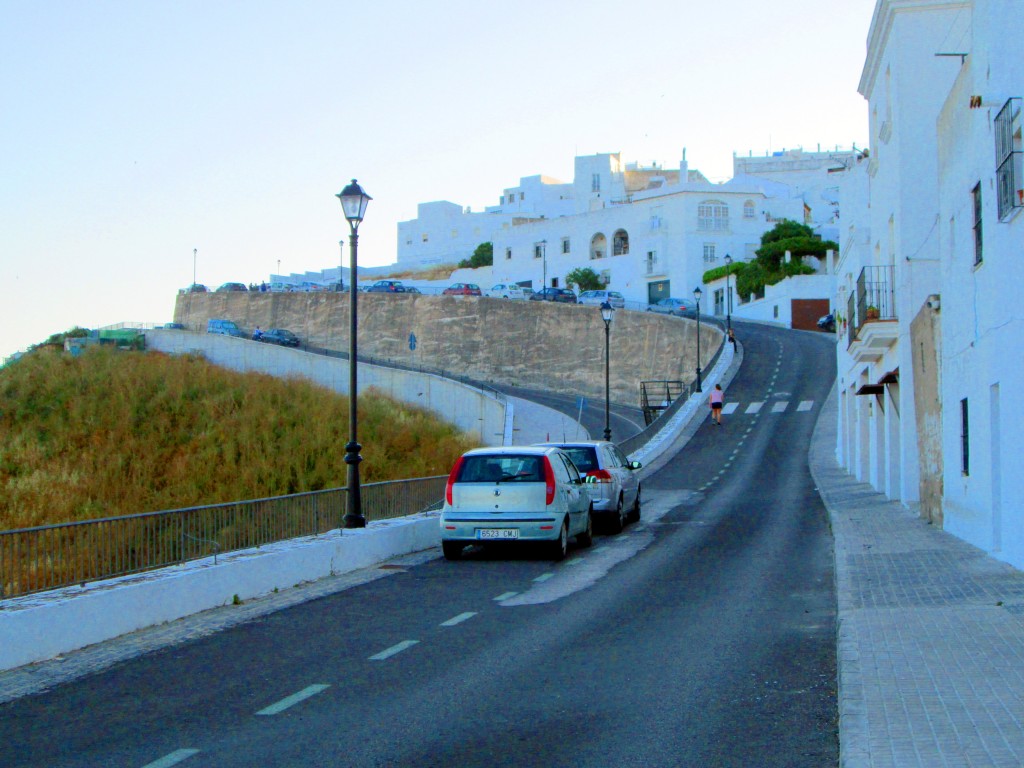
[0,347,476,530]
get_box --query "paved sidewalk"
[811,383,1024,768]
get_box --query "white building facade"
[833,0,1024,568]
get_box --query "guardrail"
[0,476,446,600]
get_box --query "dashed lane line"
[440,612,477,627]
[140,750,200,768]
[533,573,554,583]
[493,591,518,601]
[369,640,419,661]
[255,684,330,716]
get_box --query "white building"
[399,149,857,310]
[833,0,1024,568]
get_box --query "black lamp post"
[540,240,548,298]
[600,301,613,441]
[337,240,345,292]
[724,254,732,332]
[336,179,372,528]
[693,286,703,393]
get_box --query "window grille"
[995,98,1023,220]
[698,201,729,231]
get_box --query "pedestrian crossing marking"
[722,403,739,414]
[745,402,764,414]
[797,400,813,412]
[771,401,789,413]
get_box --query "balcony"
[847,265,898,361]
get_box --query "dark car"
[817,313,836,332]
[261,328,300,347]
[529,287,578,303]
[216,282,248,292]
[185,283,208,293]
[366,280,406,293]
[647,297,697,317]
[442,282,482,296]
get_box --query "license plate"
[477,528,520,540]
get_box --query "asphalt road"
[0,322,838,767]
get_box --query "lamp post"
[600,301,613,441]
[193,248,197,288]
[540,240,548,298]
[693,286,703,393]
[336,179,372,528]
[724,254,733,332]
[338,240,345,291]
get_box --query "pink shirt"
[709,389,724,405]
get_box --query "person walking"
[728,328,736,349]
[709,383,725,426]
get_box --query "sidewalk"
[811,383,1024,768]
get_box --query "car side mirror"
[629,461,642,470]
[584,475,598,484]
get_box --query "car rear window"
[457,455,544,483]
[560,447,598,472]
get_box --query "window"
[645,251,658,275]
[422,233,429,242]
[613,229,629,255]
[505,247,512,260]
[743,200,756,219]
[534,242,546,259]
[995,97,1023,220]
[592,173,601,193]
[703,243,716,263]
[561,237,570,254]
[508,193,514,204]
[961,397,970,475]
[519,192,524,201]
[972,183,983,265]
[698,200,729,230]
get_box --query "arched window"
[612,229,629,256]
[590,233,607,260]
[698,200,729,231]
[743,200,756,219]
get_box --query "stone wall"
[175,293,720,405]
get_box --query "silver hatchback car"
[441,446,596,561]
[534,441,641,533]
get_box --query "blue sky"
[1,0,877,359]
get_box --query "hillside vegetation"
[0,347,476,530]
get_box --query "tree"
[755,219,837,272]
[565,267,604,292]
[458,242,493,269]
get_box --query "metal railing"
[848,265,896,346]
[0,476,446,600]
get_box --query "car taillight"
[543,457,556,505]
[445,456,465,505]
[587,469,614,482]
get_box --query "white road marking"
[798,400,814,411]
[534,573,554,583]
[565,558,585,566]
[771,401,789,413]
[493,591,518,601]
[369,640,419,661]
[746,402,764,414]
[594,546,610,553]
[440,612,477,627]
[722,403,738,414]
[255,684,330,716]
[140,751,200,768]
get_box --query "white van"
[484,283,526,300]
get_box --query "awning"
[855,384,884,395]
[878,368,899,385]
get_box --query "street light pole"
[193,248,197,288]
[338,239,345,291]
[336,179,372,529]
[724,254,733,333]
[600,302,613,441]
[541,240,548,298]
[693,286,703,393]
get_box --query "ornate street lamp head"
[693,286,702,304]
[600,301,613,325]
[337,179,372,227]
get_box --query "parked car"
[216,282,248,292]
[206,319,246,338]
[404,286,422,294]
[260,328,300,347]
[440,446,596,561]
[578,289,626,308]
[521,287,535,299]
[366,280,407,293]
[442,282,483,296]
[185,283,208,293]
[534,441,641,533]
[530,287,578,303]
[817,313,836,332]
[485,283,526,300]
[162,322,186,330]
[647,297,697,316]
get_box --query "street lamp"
[337,240,345,292]
[336,179,372,529]
[193,248,197,288]
[540,240,548,298]
[600,301,614,441]
[693,286,703,393]
[724,254,733,332]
